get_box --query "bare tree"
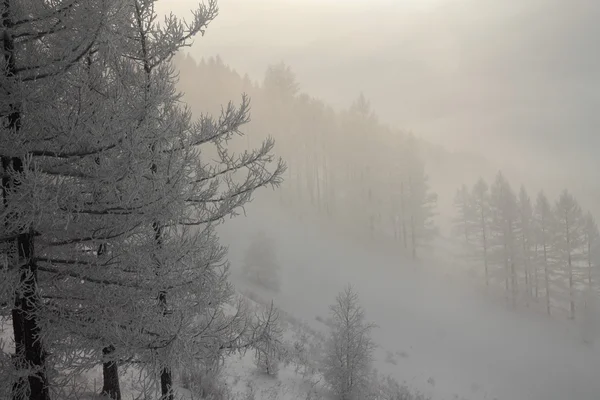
[554,190,585,319]
[453,184,474,244]
[583,211,600,290]
[534,191,555,316]
[489,172,519,307]
[253,303,283,377]
[403,139,437,260]
[517,186,534,302]
[472,178,491,287]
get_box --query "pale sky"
[159,0,600,181]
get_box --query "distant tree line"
[174,54,438,259]
[453,173,600,319]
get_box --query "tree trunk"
[410,215,417,260]
[588,240,593,288]
[400,182,407,250]
[101,346,121,400]
[13,229,49,400]
[523,236,530,305]
[533,244,539,298]
[158,291,173,400]
[3,6,50,398]
[543,241,551,316]
[97,243,121,400]
[160,362,173,400]
[566,215,575,319]
[503,240,510,305]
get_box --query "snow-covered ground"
[218,196,600,400]
[3,195,600,399]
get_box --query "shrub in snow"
[180,361,231,400]
[253,304,284,377]
[375,375,431,400]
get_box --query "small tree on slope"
[323,285,376,400]
[253,303,283,377]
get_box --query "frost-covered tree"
[0,1,112,398]
[554,190,585,319]
[253,303,283,377]
[534,191,555,315]
[242,231,281,292]
[323,285,376,400]
[0,0,285,399]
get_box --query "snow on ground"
[218,195,600,400]
[224,350,326,400]
[3,194,600,399]
[0,288,330,400]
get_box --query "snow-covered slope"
[218,196,600,400]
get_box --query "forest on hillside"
[173,53,600,322]
[3,1,600,398]
[175,53,439,259]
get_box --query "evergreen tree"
[263,61,300,100]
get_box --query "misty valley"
[2,1,599,400]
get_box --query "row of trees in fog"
[453,173,600,318]
[174,54,438,259]
[0,1,284,400]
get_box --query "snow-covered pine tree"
[323,285,376,400]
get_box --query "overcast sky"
[159,0,600,179]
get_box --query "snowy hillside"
[218,195,600,400]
